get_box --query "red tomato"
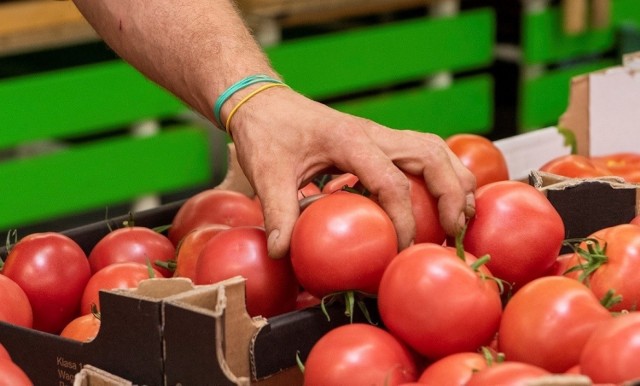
[60,312,101,343]
[88,226,176,278]
[2,233,91,334]
[632,214,640,226]
[0,344,33,386]
[295,290,321,310]
[290,191,398,298]
[80,262,163,314]
[463,181,565,291]
[378,243,502,360]
[168,189,264,245]
[564,224,640,312]
[417,352,490,385]
[591,152,640,183]
[172,224,231,281]
[0,274,33,328]
[580,312,640,384]
[544,253,575,276]
[406,173,445,245]
[498,276,612,373]
[446,133,509,187]
[539,154,611,178]
[465,362,550,386]
[195,226,298,318]
[320,173,359,194]
[303,323,417,386]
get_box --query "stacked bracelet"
[213,74,285,132]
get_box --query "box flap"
[559,51,640,157]
[73,365,133,386]
[162,276,266,385]
[530,170,640,252]
[493,127,572,181]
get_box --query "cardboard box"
[0,199,362,386]
[0,278,194,386]
[559,51,640,157]
[530,170,640,253]
[73,365,133,386]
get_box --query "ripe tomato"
[88,226,176,278]
[632,214,640,226]
[80,262,163,314]
[591,152,640,183]
[406,173,445,245]
[564,224,640,312]
[2,232,91,334]
[303,323,417,386]
[0,344,33,386]
[463,180,565,291]
[446,133,509,187]
[295,290,321,310]
[290,191,398,298]
[172,224,231,281]
[539,154,611,178]
[60,312,101,343]
[417,352,490,385]
[580,312,640,384]
[465,362,550,386]
[168,188,264,246]
[498,276,612,373]
[0,274,33,328]
[378,243,502,360]
[195,226,299,318]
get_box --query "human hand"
[223,86,476,259]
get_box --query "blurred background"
[0,0,638,238]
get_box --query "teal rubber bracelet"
[213,74,283,128]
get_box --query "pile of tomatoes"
[1,133,640,385]
[540,152,640,182]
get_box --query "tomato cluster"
[540,152,640,182]
[1,137,639,386]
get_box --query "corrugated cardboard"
[559,51,640,157]
[530,170,640,252]
[73,365,133,386]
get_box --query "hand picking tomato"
[0,344,33,386]
[290,191,398,298]
[80,261,163,314]
[60,312,101,343]
[195,226,299,318]
[172,224,231,281]
[378,243,502,360]
[88,225,176,277]
[1,232,91,334]
[563,223,640,312]
[580,311,640,384]
[168,188,264,245]
[0,274,33,328]
[497,275,612,373]
[463,180,565,291]
[302,323,417,386]
[465,361,550,386]
[445,133,509,187]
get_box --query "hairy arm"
[72,0,277,125]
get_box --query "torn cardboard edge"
[530,170,640,251]
[73,365,133,386]
[559,51,640,157]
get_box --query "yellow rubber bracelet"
[224,83,290,135]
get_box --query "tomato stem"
[295,350,305,373]
[562,237,609,285]
[454,221,469,262]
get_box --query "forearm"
[72,0,278,124]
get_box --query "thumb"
[257,182,301,259]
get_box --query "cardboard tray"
[0,199,363,386]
